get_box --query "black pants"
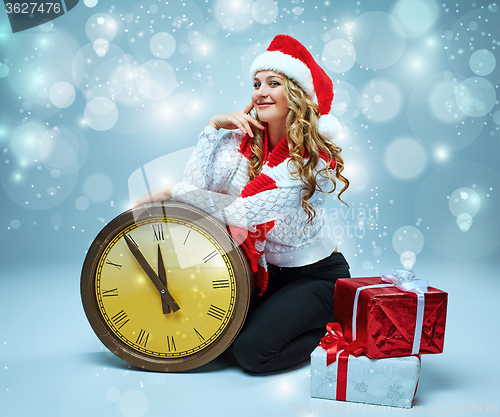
[232,251,350,374]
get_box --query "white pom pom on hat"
[249,34,342,141]
[318,114,342,141]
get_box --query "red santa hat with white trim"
[249,34,342,141]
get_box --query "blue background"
[1,0,499,416]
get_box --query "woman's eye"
[270,81,280,86]
[253,83,261,88]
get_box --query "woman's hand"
[131,182,178,209]
[207,102,264,137]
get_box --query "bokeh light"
[38,126,88,174]
[75,196,90,211]
[203,46,249,114]
[126,0,204,68]
[415,161,500,260]
[0,63,9,78]
[84,173,113,203]
[84,97,119,131]
[445,8,498,77]
[342,162,369,192]
[351,12,406,70]
[408,73,484,150]
[72,42,127,93]
[5,29,79,111]
[93,38,110,57]
[400,250,416,269]
[9,123,46,165]
[360,79,402,123]
[456,213,473,232]
[384,138,427,180]
[469,49,496,76]
[214,0,253,32]
[119,390,148,417]
[456,77,496,118]
[392,226,424,259]
[322,39,357,74]
[149,32,176,59]
[448,187,481,218]
[330,81,362,124]
[49,82,76,108]
[85,13,117,43]
[10,219,21,229]
[137,60,176,100]
[106,387,121,402]
[240,39,269,79]
[391,0,440,38]
[252,0,279,25]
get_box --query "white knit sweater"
[171,126,337,269]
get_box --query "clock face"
[81,202,252,371]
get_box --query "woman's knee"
[232,330,273,374]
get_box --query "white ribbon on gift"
[351,270,429,355]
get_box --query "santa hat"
[249,34,342,141]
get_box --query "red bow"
[319,322,365,366]
[319,322,366,401]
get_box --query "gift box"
[310,323,420,407]
[333,273,447,359]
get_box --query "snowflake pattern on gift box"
[387,384,404,401]
[354,382,368,393]
[325,370,336,383]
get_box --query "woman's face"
[251,70,289,127]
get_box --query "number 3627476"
[5,3,62,14]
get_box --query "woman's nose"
[257,83,269,96]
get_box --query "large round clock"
[81,201,253,372]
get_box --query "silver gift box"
[310,345,421,407]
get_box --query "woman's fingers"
[131,195,150,209]
[232,114,254,137]
[208,105,264,134]
[239,111,264,131]
[131,183,176,209]
[243,102,254,114]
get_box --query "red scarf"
[228,127,336,296]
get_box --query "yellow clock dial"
[81,202,253,372]
[95,217,236,358]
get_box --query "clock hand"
[157,245,171,314]
[123,234,180,312]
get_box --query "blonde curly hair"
[247,75,349,227]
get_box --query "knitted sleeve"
[182,126,242,192]
[171,180,302,228]
[171,142,321,229]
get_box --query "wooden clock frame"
[81,201,254,372]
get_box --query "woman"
[133,35,350,374]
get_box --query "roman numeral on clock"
[105,260,122,270]
[102,288,118,297]
[207,304,226,321]
[212,279,230,289]
[203,250,217,263]
[166,335,176,351]
[152,224,165,241]
[111,310,130,329]
[136,329,150,348]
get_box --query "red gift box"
[333,277,447,359]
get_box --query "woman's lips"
[258,103,274,108]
